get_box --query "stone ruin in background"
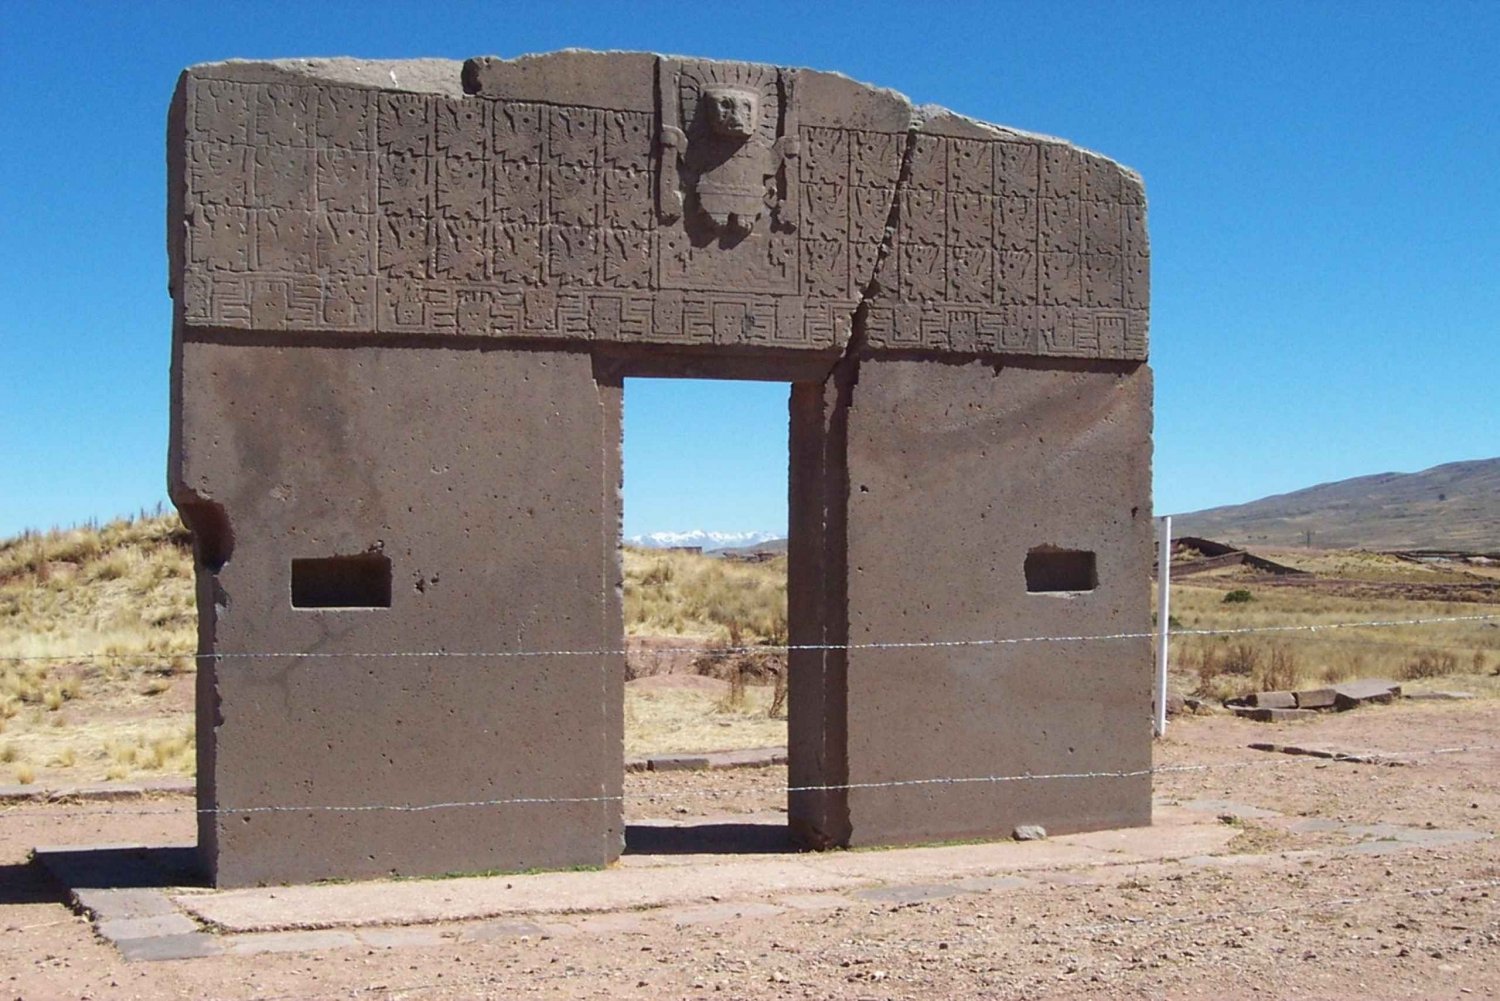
[167,50,1154,887]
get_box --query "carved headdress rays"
[678,61,780,143]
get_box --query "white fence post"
[1155,515,1172,737]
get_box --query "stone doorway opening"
[618,375,799,855]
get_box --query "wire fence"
[0,611,1495,665]
[0,610,1496,822]
[0,741,1495,824]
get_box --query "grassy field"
[1163,577,1500,702]
[0,513,789,786]
[2,511,1495,785]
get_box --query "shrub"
[1221,641,1261,676]
[1254,644,1299,692]
[1321,653,1361,684]
[1222,589,1254,604]
[767,667,787,719]
[1401,650,1460,680]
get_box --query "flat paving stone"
[115,932,223,962]
[855,883,969,904]
[74,887,182,921]
[224,929,363,956]
[1178,799,1282,820]
[176,857,873,933]
[52,804,1482,963]
[97,913,202,941]
[667,900,786,926]
[774,892,860,912]
[358,926,454,948]
[456,918,552,943]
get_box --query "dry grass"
[1164,579,1500,701]
[623,684,785,757]
[4,510,1493,783]
[0,509,197,785]
[623,547,787,643]
[0,516,794,784]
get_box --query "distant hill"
[1172,458,1500,551]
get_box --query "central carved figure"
[659,60,798,239]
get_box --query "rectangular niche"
[291,554,392,609]
[1024,547,1097,594]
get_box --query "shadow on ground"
[33,844,205,891]
[624,821,795,855]
[0,861,68,906]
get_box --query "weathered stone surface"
[115,932,224,962]
[1404,690,1475,701]
[1012,825,1048,842]
[168,49,1153,886]
[174,343,623,887]
[170,51,1146,361]
[1247,690,1297,709]
[1332,679,1402,710]
[1294,687,1339,709]
[789,360,1153,848]
[97,914,203,941]
[648,754,712,772]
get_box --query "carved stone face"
[701,85,757,140]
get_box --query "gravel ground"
[1,701,1497,1000]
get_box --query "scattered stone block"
[1331,679,1401,710]
[1164,693,1187,717]
[1404,691,1475,701]
[648,754,712,772]
[0,785,44,803]
[1012,825,1048,841]
[1293,688,1339,709]
[1247,691,1297,709]
[1234,707,1319,722]
[704,747,787,770]
[51,783,145,802]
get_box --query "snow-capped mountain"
[626,529,784,551]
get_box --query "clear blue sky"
[2,1,1496,539]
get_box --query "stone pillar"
[791,357,1154,847]
[171,340,622,886]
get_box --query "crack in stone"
[838,125,920,376]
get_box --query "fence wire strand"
[1,612,1496,665]
[1,742,1495,823]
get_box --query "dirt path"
[2,702,1497,1000]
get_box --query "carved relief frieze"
[177,59,1147,360]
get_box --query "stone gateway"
[167,51,1154,887]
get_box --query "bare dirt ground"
[2,701,1498,1000]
